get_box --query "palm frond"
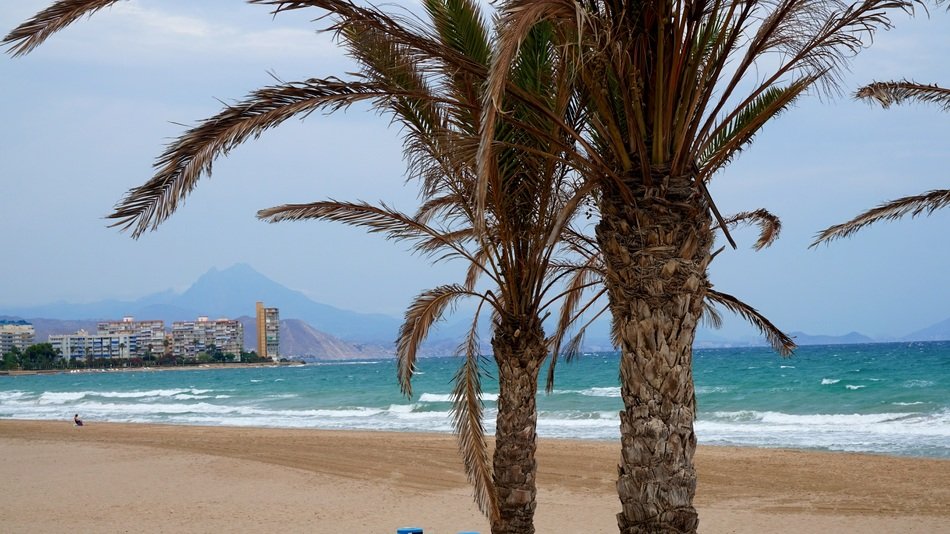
[811,189,950,246]
[259,200,434,242]
[856,80,950,110]
[699,81,809,178]
[720,209,783,250]
[706,289,796,356]
[110,78,418,238]
[397,284,474,396]
[701,301,723,330]
[450,299,499,521]
[2,0,123,57]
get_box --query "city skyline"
[1,1,948,341]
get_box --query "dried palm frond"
[706,290,796,356]
[109,78,441,238]
[2,0,123,57]
[397,284,480,396]
[811,189,950,245]
[720,209,783,250]
[856,80,950,110]
[450,300,498,521]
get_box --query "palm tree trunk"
[596,177,713,534]
[490,316,544,534]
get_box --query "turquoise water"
[1,342,947,458]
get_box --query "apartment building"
[98,317,166,358]
[49,329,133,360]
[0,320,35,354]
[255,302,279,360]
[47,317,165,361]
[171,316,244,358]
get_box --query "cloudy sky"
[1,1,947,340]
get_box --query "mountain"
[236,316,393,360]
[176,264,400,343]
[1,264,401,344]
[902,316,950,342]
[788,331,875,345]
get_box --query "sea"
[1,341,947,458]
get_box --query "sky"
[1,0,948,341]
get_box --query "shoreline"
[0,360,302,376]
[1,420,947,533]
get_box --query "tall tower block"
[255,301,280,360]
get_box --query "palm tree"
[812,80,950,245]
[256,5,589,531]
[479,1,910,531]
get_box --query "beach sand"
[1,420,947,533]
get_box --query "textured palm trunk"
[596,176,713,534]
[490,315,544,534]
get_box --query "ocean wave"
[821,378,840,385]
[418,392,498,403]
[580,387,621,397]
[706,410,950,436]
[845,385,866,390]
[903,380,934,388]
[695,386,731,394]
[36,389,215,404]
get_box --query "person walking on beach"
[73,414,83,427]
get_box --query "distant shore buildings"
[49,317,166,361]
[256,302,280,361]
[15,301,280,363]
[0,320,35,354]
[48,315,244,361]
[172,316,243,359]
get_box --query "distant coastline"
[0,361,303,377]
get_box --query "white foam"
[845,385,866,390]
[37,391,89,403]
[696,386,731,394]
[418,392,498,403]
[821,378,840,385]
[580,387,621,397]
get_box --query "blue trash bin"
[396,528,423,534]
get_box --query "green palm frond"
[424,0,491,67]
[856,80,950,110]
[2,0,123,57]
[811,189,950,246]
[699,81,809,178]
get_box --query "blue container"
[396,528,423,534]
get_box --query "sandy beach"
[1,420,947,533]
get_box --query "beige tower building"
[256,301,279,361]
